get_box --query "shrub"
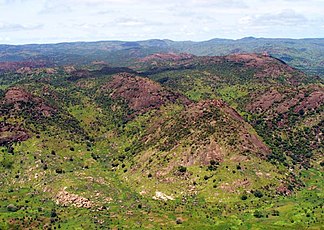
[7,204,18,212]
[210,160,219,165]
[112,161,119,167]
[178,166,187,173]
[207,165,217,171]
[254,210,263,218]
[1,158,14,169]
[272,210,280,216]
[253,190,263,198]
[241,195,248,200]
[118,155,126,161]
[91,153,98,160]
[207,160,218,171]
[51,210,57,217]
[55,168,63,174]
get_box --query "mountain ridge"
[0,37,323,77]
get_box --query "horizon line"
[1,36,324,46]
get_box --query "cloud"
[0,22,43,32]
[76,17,165,28]
[0,36,10,42]
[0,0,31,4]
[64,0,135,6]
[240,9,308,27]
[190,0,248,8]
[96,9,116,15]
[38,2,72,14]
[258,9,307,26]
[1,0,323,44]
[114,17,146,27]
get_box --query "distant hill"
[0,37,323,77]
[169,37,324,77]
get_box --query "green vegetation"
[0,52,323,229]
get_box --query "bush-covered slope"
[0,55,323,229]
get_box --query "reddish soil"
[276,185,292,195]
[247,85,323,116]
[63,66,76,74]
[3,87,56,117]
[239,132,271,157]
[246,89,284,113]
[185,99,226,121]
[293,90,324,113]
[4,87,32,104]
[226,53,274,67]
[275,92,305,114]
[102,73,191,114]
[0,60,49,73]
[0,122,29,145]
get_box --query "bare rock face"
[225,53,275,67]
[4,87,32,104]
[246,89,284,113]
[55,187,93,209]
[2,87,56,117]
[293,90,324,113]
[0,122,29,145]
[102,73,191,114]
[247,86,324,115]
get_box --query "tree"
[178,166,187,173]
[254,210,263,218]
[253,190,263,198]
[241,195,248,200]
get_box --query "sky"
[0,0,323,44]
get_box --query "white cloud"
[190,0,248,8]
[257,9,307,26]
[0,22,42,32]
[115,18,146,27]
[0,0,323,44]
[239,9,308,27]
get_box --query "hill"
[0,37,323,77]
[170,37,324,76]
[0,53,323,229]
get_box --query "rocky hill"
[0,53,322,229]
